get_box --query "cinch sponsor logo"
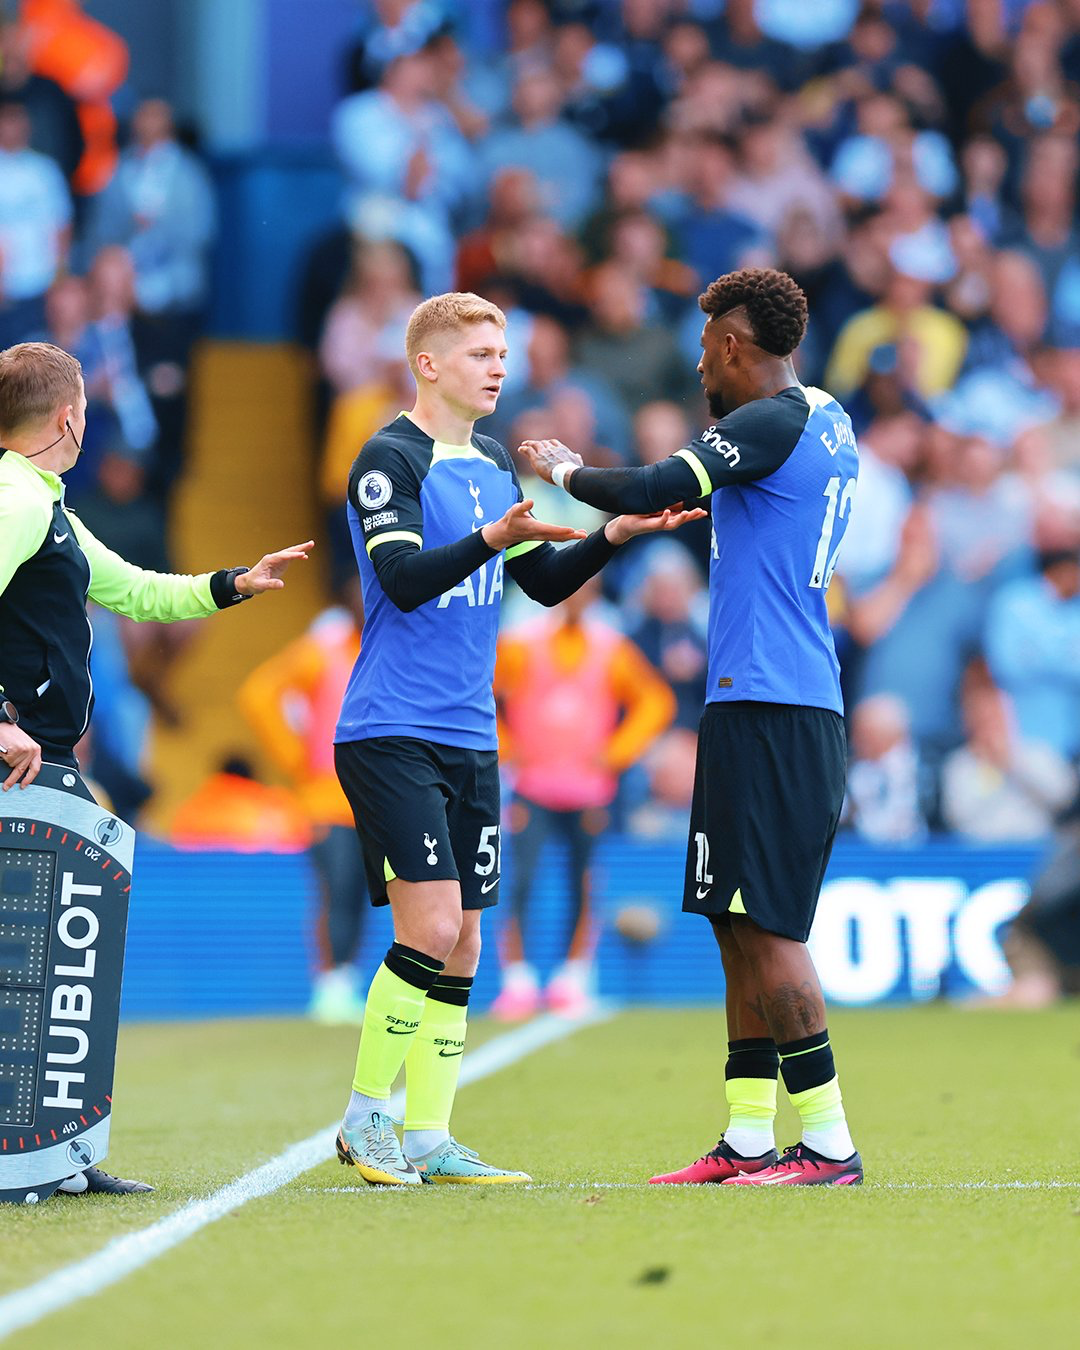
[42,873,102,1110]
[808,877,1026,1004]
[699,426,741,467]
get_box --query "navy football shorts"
[683,701,846,942]
[335,736,502,910]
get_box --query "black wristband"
[209,567,253,609]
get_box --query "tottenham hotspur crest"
[358,470,393,510]
[467,479,483,519]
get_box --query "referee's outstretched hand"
[235,540,315,595]
[481,500,587,552]
[0,724,42,792]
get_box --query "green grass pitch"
[2,1006,1078,1348]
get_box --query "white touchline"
[510,1180,1080,1192]
[309,1178,1079,1196]
[0,1006,613,1343]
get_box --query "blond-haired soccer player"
[333,293,703,1184]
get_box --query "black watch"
[0,699,19,726]
[209,566,254,608]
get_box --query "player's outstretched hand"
[518,439,583,484]
[482,500,587,551]
[236,540,315,595]
[0,724,42,792]
[605,506,709,546]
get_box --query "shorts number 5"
[475,824,502,876]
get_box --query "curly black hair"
[698,268,808,358]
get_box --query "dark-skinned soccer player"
[521,269,863,1186]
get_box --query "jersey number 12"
[809,475,856,590]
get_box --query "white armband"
[552,462,576,491]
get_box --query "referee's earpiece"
[66,419,83,453]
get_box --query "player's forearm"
[370,531,496,613]
[504,529,617,606]
[563,459,701,515]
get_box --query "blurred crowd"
[297,0,1080,856]
[10,0,1080,860]
[7,0,1080,1012]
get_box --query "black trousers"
[507,797,601,954]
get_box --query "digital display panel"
[0,849,54,986]
[0,988,44,1126]
[0,849,53,1128]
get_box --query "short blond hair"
[0,342,83,436]
[404,292,507,373]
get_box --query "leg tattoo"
[763,981,823,1042]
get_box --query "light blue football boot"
[405,1137,531,1184]
[336,1111,421,1186]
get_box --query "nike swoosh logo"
[480,877,500,894]
[53,531,69,544]
[696,887,711,899]
[438,1049,463,1057]
[386,1028,415,1035]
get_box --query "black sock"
[426,974,473,1007]
[383,941,444,992]
[725,1036,780,1080]
[777,1030,835,1094]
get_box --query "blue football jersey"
[336,414,527,750]
[675,385,859,714]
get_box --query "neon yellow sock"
[789,1075,845,1130]
[351,962,431,1098]
[789,1077,855,1159]
[403,996,467,1131]
[724,1077,777,1154]
[727,1076,778,1125]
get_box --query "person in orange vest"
[493,577,676,1017]
[18,0,128,196]
[170,754,312,853]
[237,585,369,1024]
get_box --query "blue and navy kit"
[336,414,618,751]
[337,415,518,750]
[566,385,859,715]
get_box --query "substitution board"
[0,764,133,1205]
